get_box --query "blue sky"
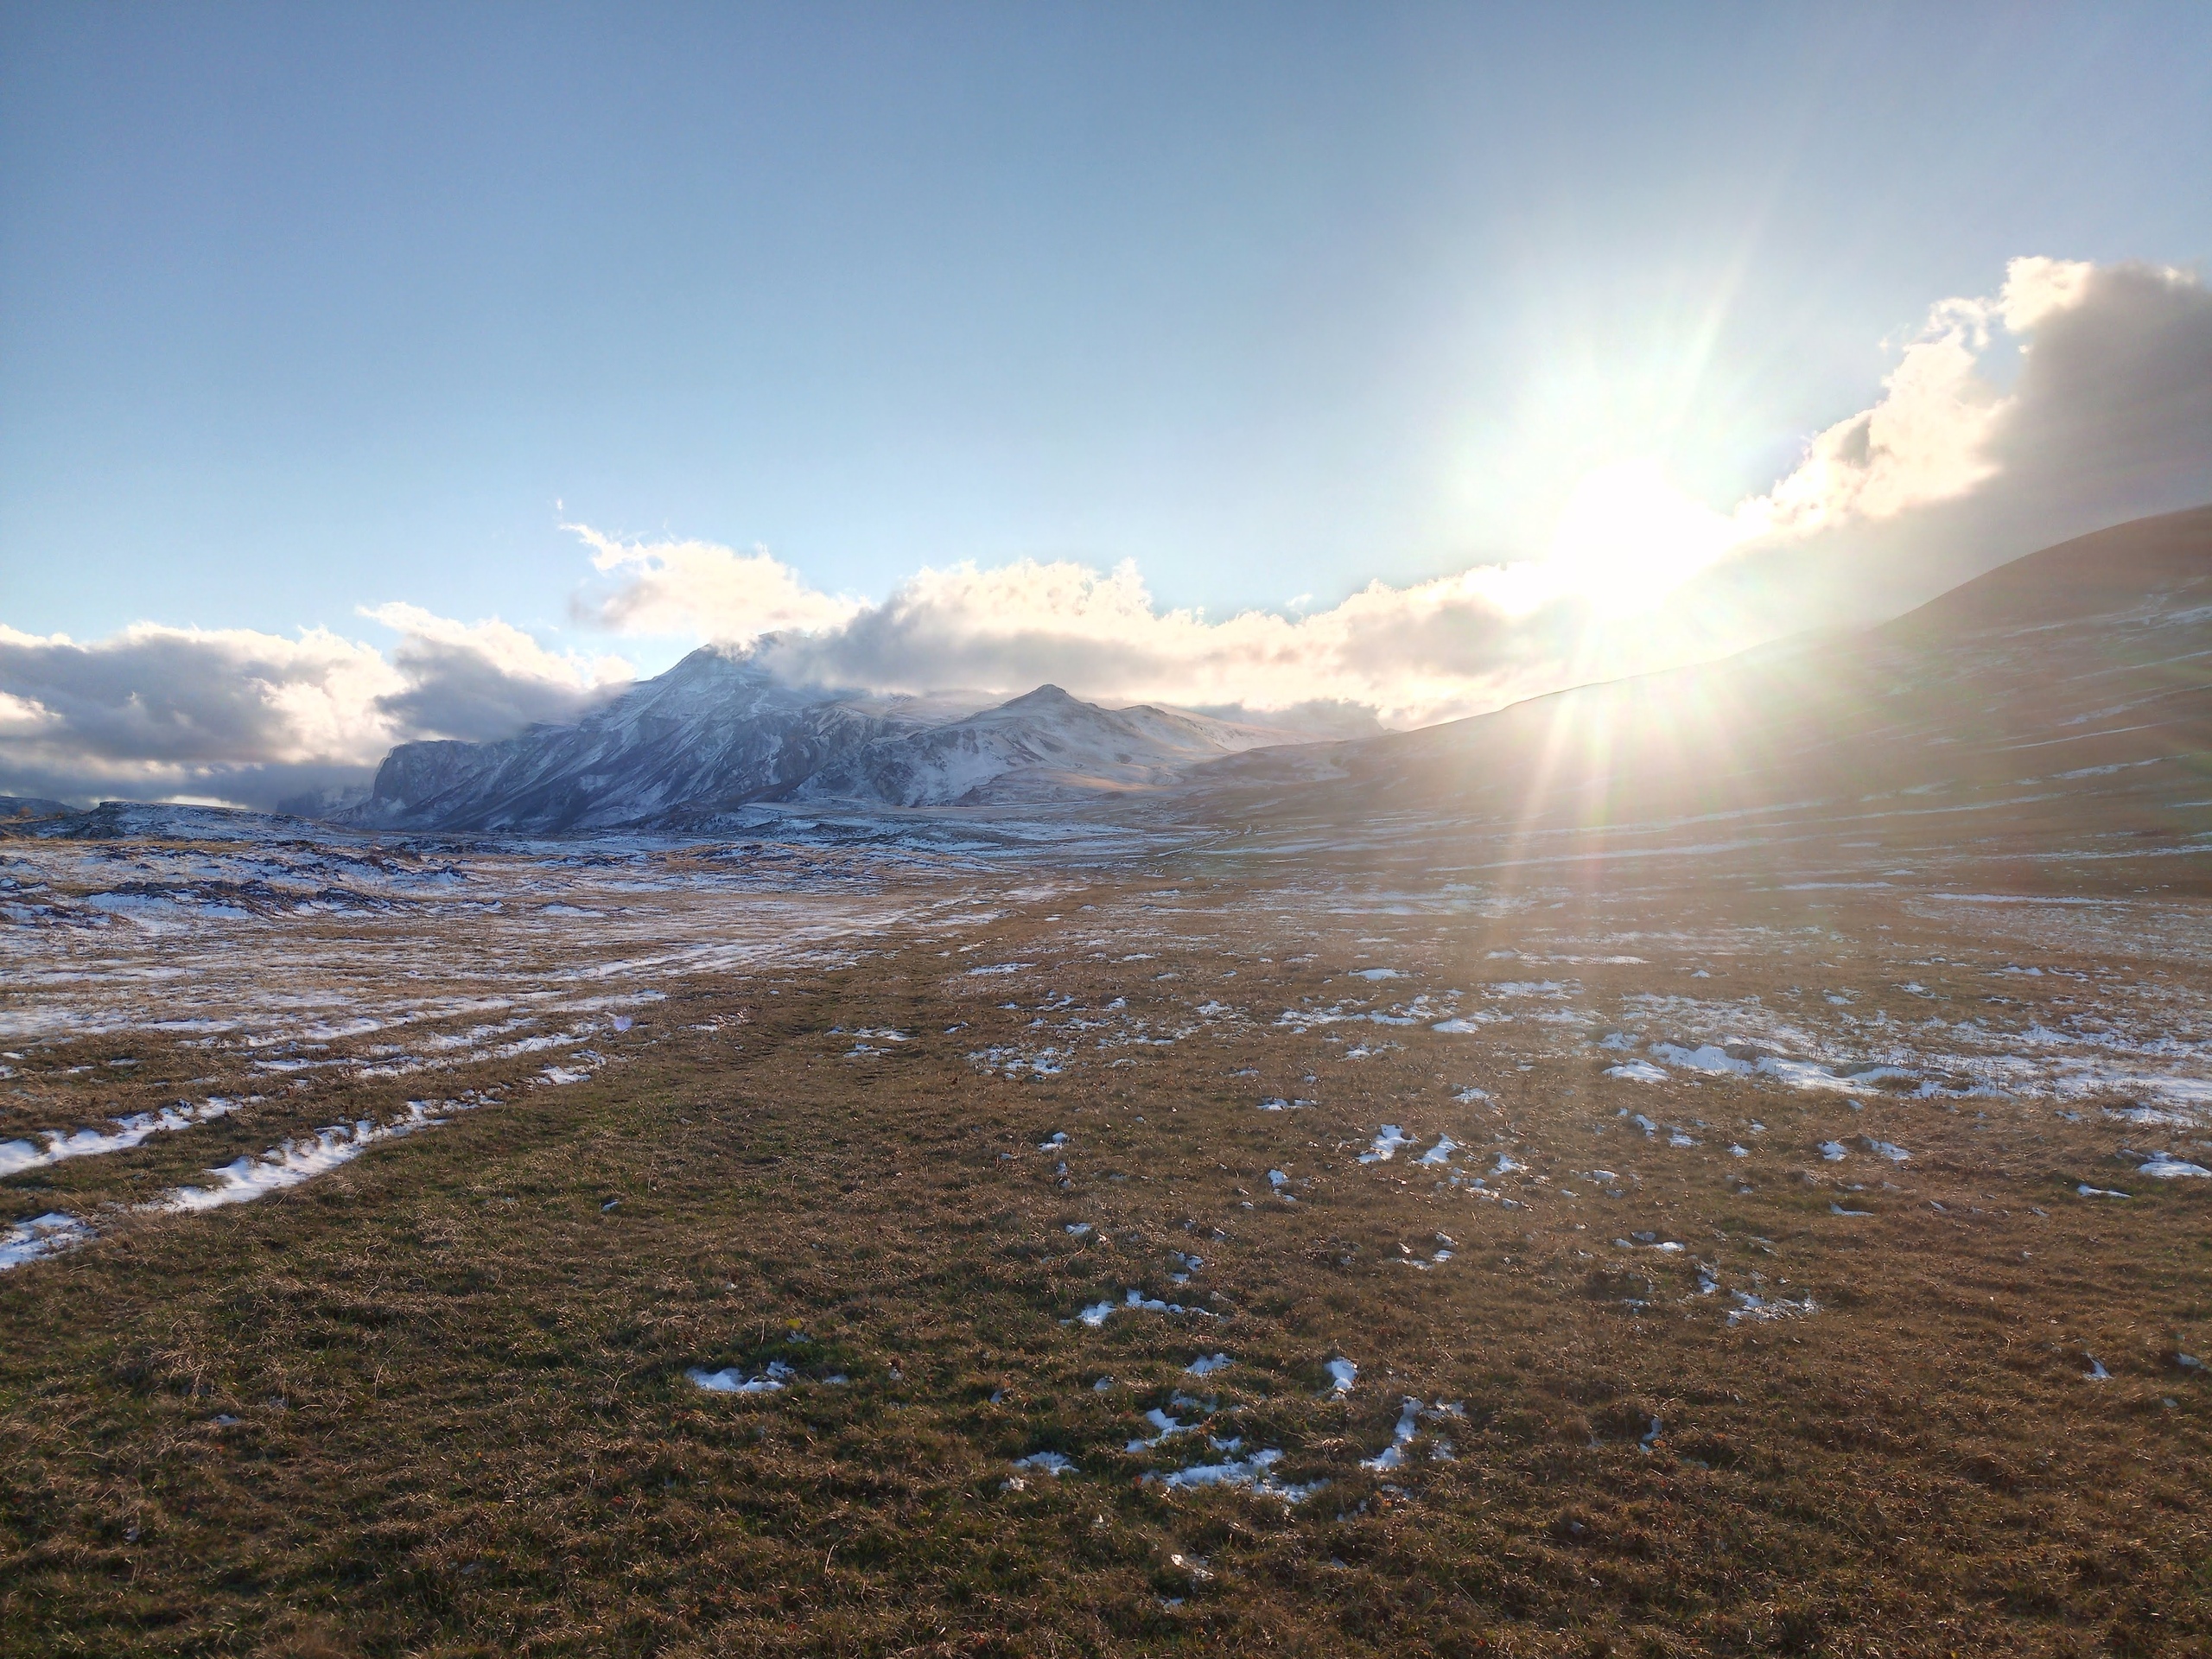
[3,3,2211,808]
[4,2,2208,657]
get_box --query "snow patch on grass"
[2139,1157,2212,1179]
[153,1098,473,1212]
[1072,1289,1215,1327]
[1155,1447,1324,1503]
[1358,1126,1411,1164]
[0,1095,250,1177]
[0,1211,92,1272]
[689,1360,792,1395]
[1360,1398,1421,1471]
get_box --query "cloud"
[0,621,399,765]
[7,254,2203,804]
[1741,255,2203,545]
[361,603,632,741]
[751,556,1589,728]
[1988,258,2212,505]
[1696,256,2212,630]
[570,256,2207,728]
[568,524,862,640]
[1744,300,2005,536]
[0,611,631,810]
[1999,255,2098,332]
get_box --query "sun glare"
[1546,460,1742,612]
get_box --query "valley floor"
[4,826,2212,1656]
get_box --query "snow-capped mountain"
[791,684,1302,807]
[342,647,1316,831]
[345,647,932,832]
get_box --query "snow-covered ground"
[0,833,1062,1071]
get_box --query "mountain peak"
[661,643,774,682]
[1001,683,1084,709]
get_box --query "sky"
[3,3,2210,806]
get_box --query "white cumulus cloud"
[360,603,632,741]
[568,524,863,640]
[1690,255,2212,633]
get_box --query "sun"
[1546,460,1742,612]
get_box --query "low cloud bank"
[4,255,2205,807]
[0,613,627,811]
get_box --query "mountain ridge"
[39,506,2210,839]
[340,650,1334,832]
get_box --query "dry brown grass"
[4,849,2212,1656]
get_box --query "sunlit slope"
[1175,506,2212,874]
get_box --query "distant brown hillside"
[1162,505,2212,893]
